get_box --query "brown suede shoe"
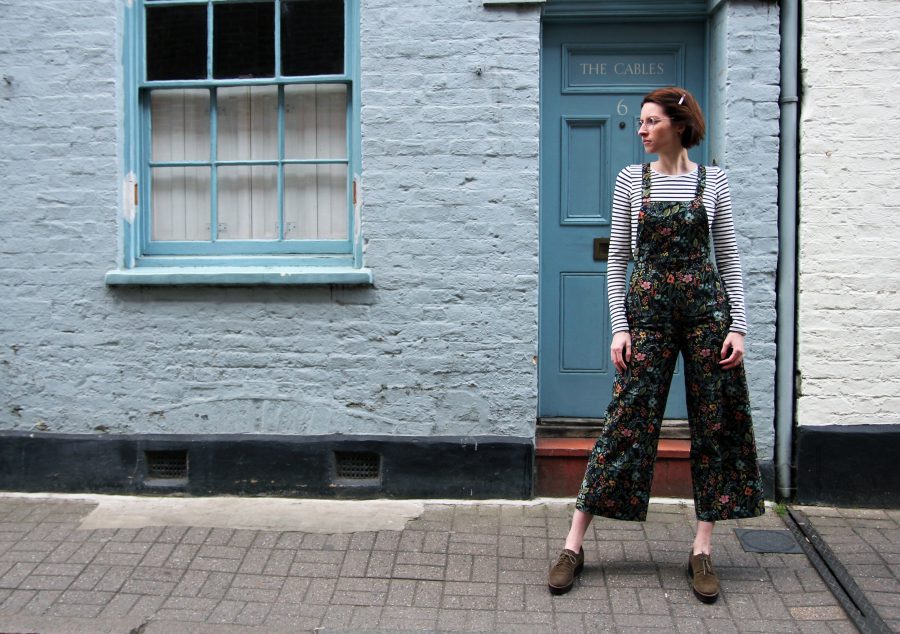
[687,551,720,603]
[548,547,584,595]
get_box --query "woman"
[547,87,765,603]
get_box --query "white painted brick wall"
[798,0,900,426]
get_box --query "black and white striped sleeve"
[607,166,635,335]
[709,168,748,334]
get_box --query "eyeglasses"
[637,117,670,129]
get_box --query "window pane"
[213,2,275,79]
[217,86,278,161]
[282,0,344,76]
[284,84,347,160]
[217,166,278,239]
[152,167,211,241]
[151,90,210,162]
[146,5,207,81]
[284,164,347,239]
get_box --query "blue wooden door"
[539,21,707,419]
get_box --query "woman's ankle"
[693,520,715,555]
[563,538,583,553]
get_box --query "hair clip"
[678,94,685,105]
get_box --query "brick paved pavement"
[794,506,900,633]
[0,495,862,633]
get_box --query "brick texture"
[709,1,781,459]
[798,0,900,426]
[0,1,779,464]
[0,496,864,631]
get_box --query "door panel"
[561,273,608,372]
[539,20,707,419]
[562,118,609,222]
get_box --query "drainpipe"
[776,0,799,501]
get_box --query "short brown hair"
[641,87,705,149]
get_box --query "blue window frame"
[113,0,366,283]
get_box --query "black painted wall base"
[0,432,534,500]
[796,424,900,508]
[758,460,776,502]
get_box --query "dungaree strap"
[641,163,652,205]
[693,165,707,205]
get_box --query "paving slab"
[0,494,861,633]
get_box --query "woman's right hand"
[611,331,632,373]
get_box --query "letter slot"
[593,237,609,261]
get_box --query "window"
[110,0,367,284]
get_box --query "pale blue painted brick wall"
[0,0,541,439]
[721,1,781,462]
[0,0,778,461]
[358,0,542,438]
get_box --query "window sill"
[105,266,373,287]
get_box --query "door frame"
[537,4,712,431]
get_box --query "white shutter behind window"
[149,83,347,242]
[150,89,210,240]
[285,84,347,239]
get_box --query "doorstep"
[535,436,692,498]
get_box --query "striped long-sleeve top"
[607,164,748,335]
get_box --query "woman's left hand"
[719,332,745,370]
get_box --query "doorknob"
[593,238,609,261]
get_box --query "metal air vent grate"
[146,450,188,479]
[335,451,380,481]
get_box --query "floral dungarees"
[576,163,765,523]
